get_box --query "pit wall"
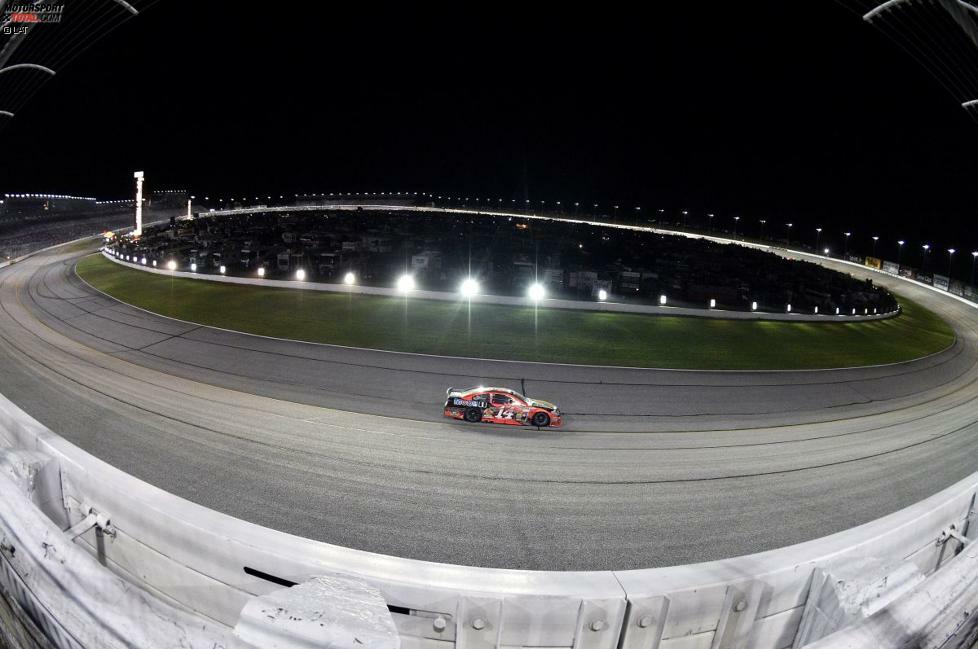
[1,387,977,649]
[99,249,899,323]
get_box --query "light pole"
[922,244,930,271]
[733,216,740,237]
[844,232,851,257]
[871,236,879,258]
[786,223,793,245]
[897,240,904,266]
[815,227,822,251]
[948,248,955,279]
[759,219,766,240]
[708,213,714,232]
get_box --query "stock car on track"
[444,386,562,428]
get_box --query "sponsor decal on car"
[451,397,486,408]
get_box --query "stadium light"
[786,304,792,313]
[751,301,758,311]
[343,271,356,285]
[296,269,306,281]
[257,267,265,277]
[823,248,829,255]
[709,298,716,309]
[140,257,147,265]
[598,289,608,301]
[659,294,667,306]
[814,306,819,314]
[397,274,416,293]
[152,261,157,267]
[219,265,226,274]
[190,263,197,272]
[528,283,545,302]
[836,307,840,315]
[460,277,480,298]
[166,260,177,271]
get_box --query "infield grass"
[77,254,955,369]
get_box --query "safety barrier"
[99,248,900,323]
[1,386,976,649]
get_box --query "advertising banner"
[933,274,950,291]
[882,261,899,275]
[899,266,916,279]
[864,256,882,270]
[918,274,933,285]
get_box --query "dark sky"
[2,1,977,263]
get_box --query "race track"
[0,242,976,570]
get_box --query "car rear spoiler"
[446,386,455,396]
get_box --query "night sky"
[1,1,977,265]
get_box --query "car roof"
[461,386,515,394]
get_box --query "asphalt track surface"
[1,243,977,570]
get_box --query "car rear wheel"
[531,412,550,427]
[464,408,483,423]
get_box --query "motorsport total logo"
[2,3,64,34]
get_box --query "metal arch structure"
[0,62,55,76]
[0,0,144,123]
[855,0,978,116]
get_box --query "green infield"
[76,254,955,370]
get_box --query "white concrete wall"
[100,250,899,323]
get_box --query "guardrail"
[1,385,976,649]
[99,248,900,323]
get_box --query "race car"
[443,386,562,428]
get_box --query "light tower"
[133,171,145,236]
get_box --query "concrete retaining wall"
[100,249,899,323]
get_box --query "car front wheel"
[531,412,550,427]
[465,408,483,423]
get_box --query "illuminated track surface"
[1,243,977,570]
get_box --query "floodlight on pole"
[343,271,355,285]
[257,267,265,277]
[133,171,144,236]
[460,277,480,298]
[397,274,416,293]
[528,283,545,302]
[166,260,177,271]
[296,269,306,281]
[598,289,608,301]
